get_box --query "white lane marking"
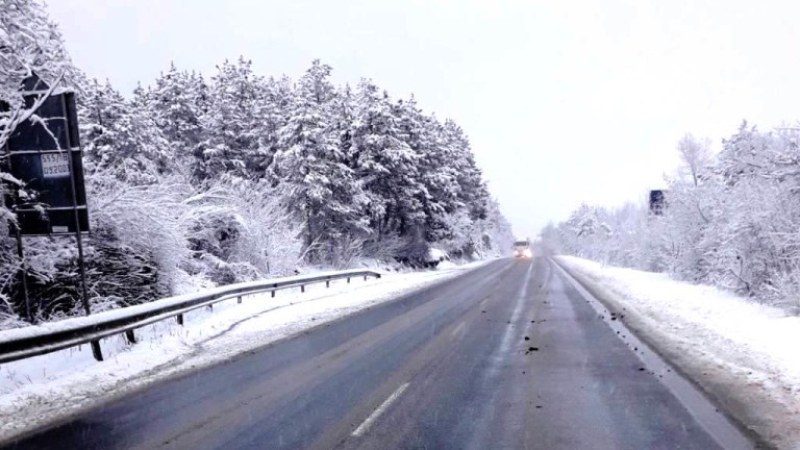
[450,321,466,338]
[352,382,410,437]
[497,263,534,356]
[461,263,534,450]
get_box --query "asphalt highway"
[3,257,754,449]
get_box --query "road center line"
[450,321,466,338]
[352,382,410,437]
[498,263,533,354]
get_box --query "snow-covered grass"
[0,262,485,442]
[556,255,800,450]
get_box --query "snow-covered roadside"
[556,255,800,450]
[0,262,487,442]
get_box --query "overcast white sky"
[46,0,800,238]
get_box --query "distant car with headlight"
[513,240,532,258]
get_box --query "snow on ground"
[0,268,392,342]
[0,262,486,442]
[556,255,800,450]
[436,260,458,269]
[427,247,448,262]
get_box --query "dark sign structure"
[4,74,89,235]
[649,190,667,215]
[2,74,94,339]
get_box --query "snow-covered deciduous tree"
[0,0,77,149]
[88,171,191,295]
[677,133,711,186]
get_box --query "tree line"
[543,124,800,311]
[0,0,514,326]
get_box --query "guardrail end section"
[90,340,103,362]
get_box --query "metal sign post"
[13,227,31,321]
[2,139,33,323]
[60,94,92,319]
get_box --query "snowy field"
[0,262,485,442]
[556,255,800,450]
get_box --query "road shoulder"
[554,255,793,450]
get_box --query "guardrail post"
[207,304,213,311]
[326,279,330,288]
[125,329,136,344]
[271,290,275,298]
[90,340,103,361]
[237,296,242,304]
[176,313,184,326]
[347,277,350,284]
[301,284,305,293]
[364,275,368,281]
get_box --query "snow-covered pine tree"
[441,119,490,222]
[79,79,171,184]
[350,79,428,260]
[482,197,516,254]
[248,75,294,181]
[142,63,208,170]
[192,57,262,184]
[394,97,455,246]
[272,60,366,263]
[416,118,492,258]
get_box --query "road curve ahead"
[4,258,754,450]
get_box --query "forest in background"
[0,1,514,327]
[544,125,800,312]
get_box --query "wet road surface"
[3,258,754,449]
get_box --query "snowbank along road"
[2,257,758,449]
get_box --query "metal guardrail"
[0,270,382,364]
